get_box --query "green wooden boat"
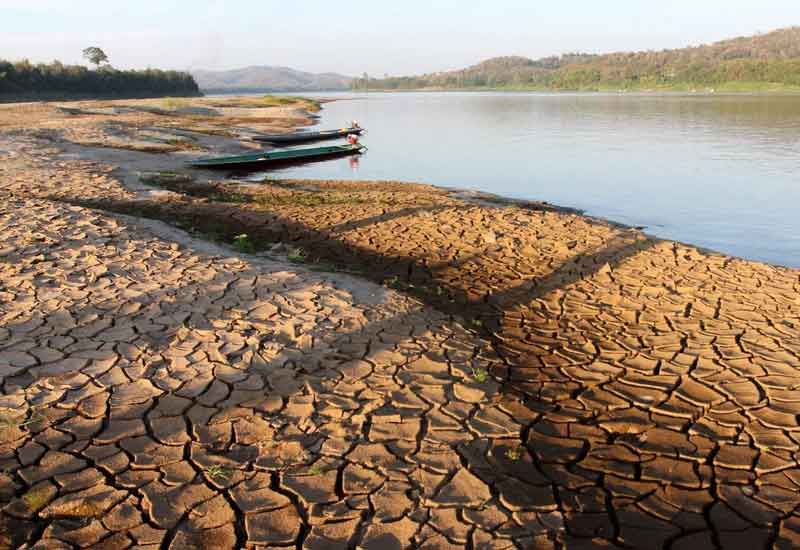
[187,143,366,169]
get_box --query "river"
[262,92,800,268]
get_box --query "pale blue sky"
[2,1,799,75]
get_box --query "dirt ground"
[0,96,799,549]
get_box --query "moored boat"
[253,126,364,145]
[187,143,366,170]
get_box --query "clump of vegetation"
[286,247,307,264]
[210,95,322,112]
[470,318,483,329]
[209,192,249,204]
[472,368,489,384]
[253,192,365,208]
[0,409,44,431]
[505,446,523,461]
[205,465,231,482]
[260,95,304,107]
[384,276,411,291]
[232,234,255,254]
[161,98,191,111]
[22,487,54,513]
[261,95,322,112]
[308,464,324,476]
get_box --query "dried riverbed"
[0,97,799,549]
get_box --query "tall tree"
[82,47,109,69]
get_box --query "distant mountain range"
[361,26,800,92]
[192,66,352,93]
[195,27,800,94]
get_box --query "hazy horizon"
[3,1,799,76]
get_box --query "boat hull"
[187,144,365,170]
[253,127,363,144]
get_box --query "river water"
[263,92,800,268]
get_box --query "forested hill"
[0,60,201,101]
[362,27,800,91]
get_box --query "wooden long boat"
[187,143,366,170]
[253,127,363,144]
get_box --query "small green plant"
[384,276,412,290]
[472,368,489,383]
[254,192,365,208]
[470,318,483,329]
[308,464,323,476]
[260,95,321,112]
[205,465,230,482]
[505,446,522,461]
[209,192,249,204]
[287,247,307,264]
[261,95,299,107]
[22,487,53,512]
[161,98,190,111]
[0,410,44,431]
[232,234,255,254]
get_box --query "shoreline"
[0,91,203,105]
[1,96,800,549]
[341,87,800,96]
[0,94,796,289]
[306,92,800,270]
[288,179,752,269]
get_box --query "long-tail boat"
[253,126,363,145]
[187,143,366,170]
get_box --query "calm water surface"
[264,92,800,268]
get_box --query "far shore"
[346,86,800,95]
[206,87,800,97]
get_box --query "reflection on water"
[262,92,800,268]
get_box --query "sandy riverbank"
[1,96,799,549]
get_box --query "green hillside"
[361,27,800,92]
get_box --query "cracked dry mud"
[1,99,800,549]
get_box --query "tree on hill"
[82,47,109,69]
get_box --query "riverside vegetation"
[0,56,200,102]
[360,26,800,92]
